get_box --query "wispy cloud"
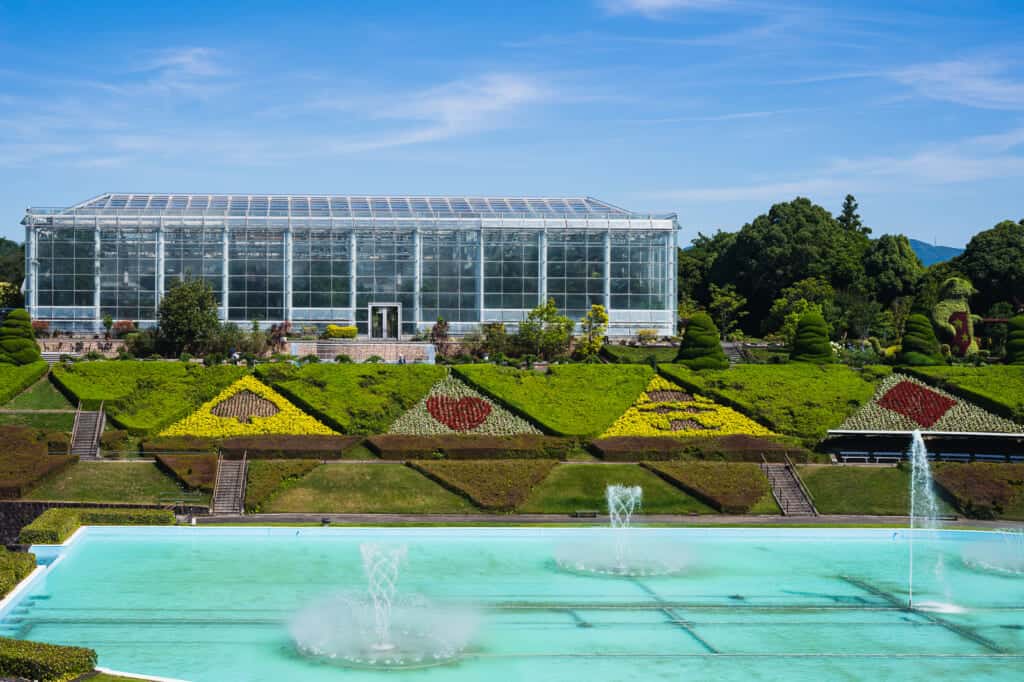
[889,58,1024,110]
[599,0,734,18]
[89,46,231,97]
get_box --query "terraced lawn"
[798,465,952,516]
[261,463,476,513]
[25,462,200,504]
[3,378,73,409]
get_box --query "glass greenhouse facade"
[22,194,678,337]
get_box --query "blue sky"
[1,0,1023,246]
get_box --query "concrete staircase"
[762,460,817,516]
[212,456,247,515]
[70,403,104,459]
[721,341,744,365]
[41,351,78,367]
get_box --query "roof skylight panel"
[507,198,529,213]
[350,197,371,216]
[389,198,412,214]
[450,198,472,213]
[328,197,350,215]
[371,198,391,213]
[290,197,310,216]
[149,196,169,209]
[169,196,188,209]
[309,197,329,216]
[109,195,129,208]
[427,197,452,215]
[410,198,430,213]
[128,195,149,208]
[527,199,550,214]
[467,198,490,213]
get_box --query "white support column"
[93,219,101,330]
[349,230,357,312]
[604,228,612,312]
[24,222,37,314]
[156,219,165,301]
[283,222,293,325]
[221,222,230,322]
[477,225,484,324]
[413,227,421,328]
[538,229,547,306]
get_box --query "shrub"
[368,434,573,460]
[790,310,834,363]
[326,324,358,339]
[0,309,42,365]
[592,434,810,462]
[644,461,770,513]
[99,429,129,452]
[365,355,384,363]
[1007,314,1024,365]
[19,507,175,544]
[932,463,1024,519]
[899,314,943,366]
[220,435,362,459]
[0,431,77,498]
[155,454,218,492]
[0,636,96,682]
[244,460,320,512]
[454,364,653,437]
[675,312,728,370]
[408,460,556,511]
[334,354,353,363]
[601,345,678,365]
[0,361,48,404]
[0,548,36,598]
[140,436,218,454]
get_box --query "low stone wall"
[0,501,209,545]
[290,341,435,364]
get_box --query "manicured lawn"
[24,462,200,504]
[255,363,446,434]
[602,345,678,364]
[455,364,653,437]
[904,365,1024,423]
[798,465,953,516]
[659,364,890,446]
[3,377,73,409]
[0,361,48,404]
[0,412,75,431]
[518,463,715,514]
[261,463,476,513]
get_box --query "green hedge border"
[20,507,175,544]
[0,637,96,682]
[0,361,48,405]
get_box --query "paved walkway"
[196,512,1024,528]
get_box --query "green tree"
[675,312,728,369]
[1006,314,1024,365]
[777,300,822,346]
[0,281,22,308]
[430,317,451,357]
[516,298,574,360]
[863,234,923,305]
[707,283,747,337]
[677,230,736,306]
[156,278,220,356]
[0,238,24,287]
[956,219,1024,312]
[481,322,508,357]
[766,277,836,336]
[899,313,943,365]
[837,194,871,235]
[576,304,608,358]
[0,308,41,365]
[790,310,834,363]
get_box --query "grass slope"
[255,363,446,434]
[0,362,48,405]
[25,462,195,503]
[903,365,1024,423]
[3,377,72,409]
[454,364,653,437]
[659,364,890,446]
[244,460,321,512]
[0,412,74,430]
[518,463,715,514]
[602,345,678,364]
[798,465,952,516]
[261,463,476,513]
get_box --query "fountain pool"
[6,526,1024,681]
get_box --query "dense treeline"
[678,195,1023,357]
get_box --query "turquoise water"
[5,527,1024,681]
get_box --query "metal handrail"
[93,400,105,456]
[760,453,789,516]
[69,402,81,455]
[785,452,818,515]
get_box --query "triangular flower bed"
[407,460,557,511]
[839,373,1020,433]
[160,376,337,437]
[602,375,775,439]
[388,375,541,436]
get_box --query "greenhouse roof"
[27,193,674,220]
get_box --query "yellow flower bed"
[159,375,337,437]
[601,375,775,438]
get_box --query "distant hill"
[909,239,963,267]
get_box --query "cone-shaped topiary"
[0,309,42,365]
[899,313,943,366]
[1007,314,1024,365]
[790,310,834,363]
[675,312,728,370]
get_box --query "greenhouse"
[22,193,679,337]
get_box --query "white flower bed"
[388,374,542,436]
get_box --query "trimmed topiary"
[899,313,943,366]
[790,310,833,363]
[1007,314,1024,365]
[675,312,728,370]
[0,309,42,366]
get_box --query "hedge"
[20,507,176,544]
[675,312,728,370]
[221,435,363,459]
[0,637,96,682]
[1007,314,1024,365]
[899,313,943,366]
[0,429,78,498]
[932,463,1024,520]
[602,345,678,365]
[367,434,574,460]
[408,459,557,511]
[140,436,218,454]
[0,548,36,598]
[790,310,834,363]
[591,435,811,463]
[244,460,320,512]
[0,309,42,365]
[0,361,48,405]
[643,461,771,513]
[155,454,218,492]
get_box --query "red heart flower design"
[426,396,492,431]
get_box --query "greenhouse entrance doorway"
[369,304,400,339]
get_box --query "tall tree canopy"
[156,278,220,356]
[837,194,871,236]
[0,238,24,287]
[955,219,1024,312]
[863,234,923,305]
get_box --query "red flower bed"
[877,380,956,428]
[426,396,492,431]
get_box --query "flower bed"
[0,637,96,682]
[388,375,541,436]
[902,366,1024,423]
[221,435,363,460]
[591,434,811,462]
[839,373,1020,433]
[160,376,337,437]
[602,376,775,439]
[0,361,48,405]
[244,460,321,513]
[643,461,771,513]
[408,460,557,511]
[368,434,573,460]
[932,463,1024,519]
[19,507,175,544]
[154,454,218,492]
